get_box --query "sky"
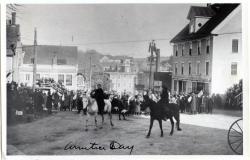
[11,4,205,58]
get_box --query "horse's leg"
[169,117,174,136]
[99,114,104,129]
[94,115,98,130]
[158,119,163,137]
[109,112,114,127]
[174,113,182,131]
[85,117,88,131]
[101,114,104,125]
[123,113,126,120]
[119,112,121,120]
[146,117,154,138]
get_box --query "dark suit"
[93,88,105,114]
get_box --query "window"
[175,45,178,57]
[231,63,237,75]
[36,74,40,80]
[206,39,210,54]
[25,74,30,81]
[31,58,34,64]
[57,59,67,65]
[58,74,64,84]
[197,62,200,75]
[198,41,201,55]
[232,39,238,53]
[189,21,194,33]
[182,45,184,56]
[181,63,184,75]
[175,63,178,75]
[183,81,187,93]
[192,82,197,93]
[66,75,72,86]
[174,80,177,91]
[188,62,192,75]
[206,61,209,76]
[189,42,192,56]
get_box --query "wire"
[13,38,171,49]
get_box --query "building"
[6,12,22,83]
[100,55,134,72]
[170,4,241,95]
[107,72,137,94]
[98,55,137,93]
[19,45,78,91]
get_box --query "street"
[7,111,240,155]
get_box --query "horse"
[110,95,128,120]
[84,94,113,131]
[144,95,182,138]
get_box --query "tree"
[225,79,243,110]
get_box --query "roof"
[187,6,216,19]
[171,4,239,43]
[23,45,78,65]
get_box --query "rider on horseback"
[158,86,170,121]
[91,84,105,115]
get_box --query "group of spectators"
[7,81,215,125]
[170,91,214,114]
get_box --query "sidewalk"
[140,113,241,130]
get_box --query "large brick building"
[170,4,242,95]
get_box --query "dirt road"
[7,111,237,155]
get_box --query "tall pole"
[149,52,153,89]
[32,28,37,91]
[89,56,92,90]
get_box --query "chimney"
[12,12,16,25]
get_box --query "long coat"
[93,88,105,114]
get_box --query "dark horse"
[144,97,182,138]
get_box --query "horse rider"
[158,86,170,121]
[92,84,105,115]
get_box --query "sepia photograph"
[4,2,245,157]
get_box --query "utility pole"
[89,56,92,90]
[32,28,37,92]
[148,40,156,90]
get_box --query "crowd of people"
[7,81,214,124]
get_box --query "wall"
[211,6,242,94]
[211,33,242,94]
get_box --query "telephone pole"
[89,56,92,90]
[32,28,37,92]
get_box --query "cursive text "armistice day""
[64,141,134,154]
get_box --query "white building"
[19,45,78,91]
[211,5,242,94]
[170,4,242,95]
[108,72,137,94]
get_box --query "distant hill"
[77,49,172,74]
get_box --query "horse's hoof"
[85,129,88,132]
[146,135,150,138]
[119,119,121,120]
[111,124,114,127]
[99,126,103,129]
[169,133,173,136]
[160,134,164,137]
[94,128,98,131]
[177,128,182,131]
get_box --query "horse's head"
[142,95,155,110]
